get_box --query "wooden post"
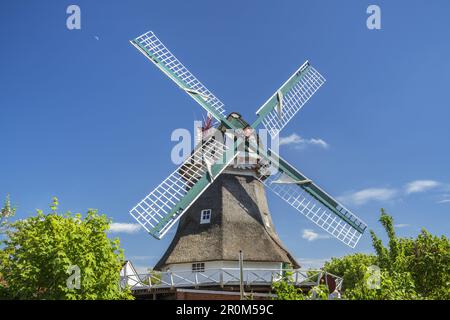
[239,250,244,300]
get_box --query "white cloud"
[109,223,141,234]
[337,179,446,206]
[308,138,329,149]
[302,229,331,242]
[279,133,302,146]
[279,133,329,149]
[405,180,440,194]
[338,188,398,206]
[394,224,410,228]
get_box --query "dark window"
[192,262,205,273]
[200,209,211,224]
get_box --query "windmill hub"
[220,112,253,134]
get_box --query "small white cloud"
[405,180,440,194]
[279,133,329,149]
[302,229,330,242]
[279,133,302,146]
[109,223,141,234]
[308,138,329,149]
[437,199,450,204]
[338,188,398,206]
[394,223,410,228]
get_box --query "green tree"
[368,209,449,299]
[323,253,376,292]
[272,271,306,300]
[0,195,16,296]
[408,230,450,298]
[344,269,420,300]
[0,194,16,236]
[272,271,334,300]
[275,209,449,300]
[308,284,330,300]
[0,197,133,300]
[326,209,449,300]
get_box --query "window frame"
[200,209,212,224]
[192,262,205,273]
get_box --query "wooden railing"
[120,268,343,291]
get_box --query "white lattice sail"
[131,31,227,123]
[256,62,326,137]
[130,137,237,239]
[258,160,367,248]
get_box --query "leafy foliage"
[0,198,133,300]
[327,209,450,300]
[344,268,420,300]
[323,253,376,292]
[308,284,329,300]
[272,271,306,300]
[272,271,333,300]
[275,209,449,300]
[0,194,16,236]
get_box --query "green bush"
[0,197,133,300]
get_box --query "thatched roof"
[154,170,299,270]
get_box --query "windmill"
[128,31,367,279]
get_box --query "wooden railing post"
[220,269,224,288]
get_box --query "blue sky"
[1,0,449,271]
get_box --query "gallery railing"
[120,268,343,291]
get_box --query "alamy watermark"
[169,121,280,170]
[366,265,381,289]
[66,5,81,30]
[367,5,381,30]
[66,265,81,289]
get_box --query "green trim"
[132,39,236,130]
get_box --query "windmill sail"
[129,29,367,249]
[258,149,367,248]
[253,61,325,137]
[131,31,227,124]
[130,136,238,239]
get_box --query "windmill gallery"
[121,30,367,300]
